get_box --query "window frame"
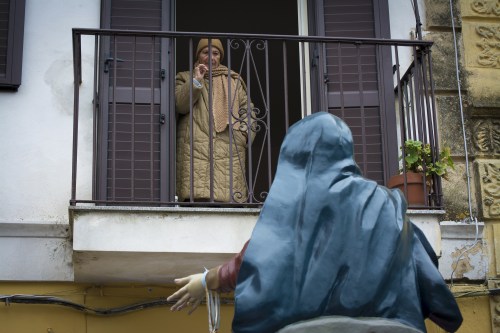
[0,0,25,89]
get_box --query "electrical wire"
[447,0,482,285]
[0,294,234,316]
[0,294,173,315]
[453,287,497,298]
[449,0,474,221]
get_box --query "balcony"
[70,29,443,282]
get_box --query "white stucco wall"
[389,0,426,40]
[0,0,99,281]
[0,0,99,224]
[388,0,427,76]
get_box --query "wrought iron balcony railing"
[71,29,442,209]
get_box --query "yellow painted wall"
[1,282,491,333]
[0,283,234,333]
[425,294,491,333]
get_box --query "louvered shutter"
[0,0,25,89]
[97,0,171,202]
[323,0,395,183]
[0,0,8,77]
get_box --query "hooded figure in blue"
[232,112,462,333]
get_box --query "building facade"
[0,0,496,332]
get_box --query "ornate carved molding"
[473,119,500,154]
[472,0,500,16]
[476,160,500,219]
[475,25,500,68]
[489,280,500,333]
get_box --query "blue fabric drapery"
[232,112,462,333]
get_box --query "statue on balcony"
[175,38,253,203]
[167,112,463,333]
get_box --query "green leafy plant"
[401,140,454,180]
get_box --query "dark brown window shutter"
[323,0,392,184]
[0,0,25,89]
[99,0,165,202]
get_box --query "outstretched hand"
[167,273,205,314]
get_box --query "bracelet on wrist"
[201,267,209,289]
[193,78,202,88]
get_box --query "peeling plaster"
[451,241,483,278]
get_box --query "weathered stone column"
[461,1,500,332]
[423,0,498,332]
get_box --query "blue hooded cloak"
[232,112,462,333]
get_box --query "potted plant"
[388,140,454,206]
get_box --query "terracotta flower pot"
[387,172,426,206]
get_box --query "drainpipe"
[411,0,423,40]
